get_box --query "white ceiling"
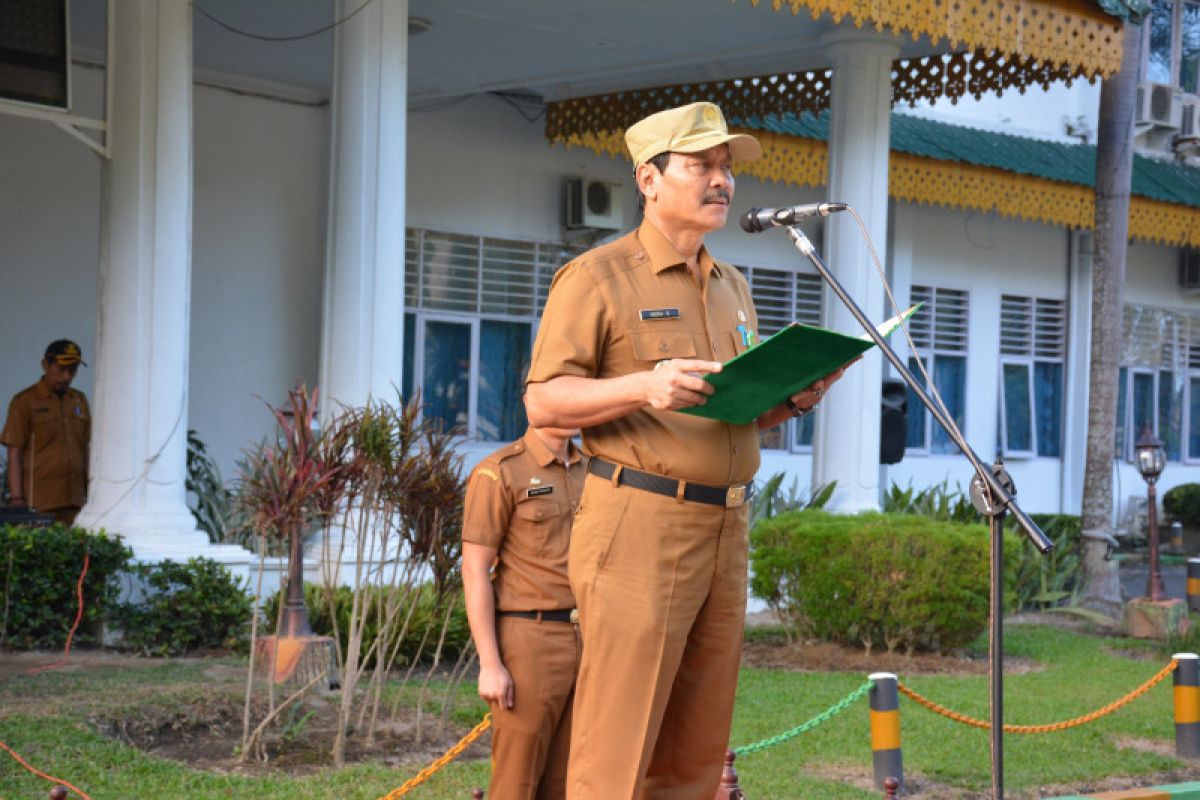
[70,0,949,102]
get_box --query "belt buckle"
[569,609,579,624]
[725,485,746,508]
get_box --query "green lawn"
[0,624,1190,799]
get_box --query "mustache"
[703,190,731,204]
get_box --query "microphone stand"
[783,225,1054,799]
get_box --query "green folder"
[680,304,921,426]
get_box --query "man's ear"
[635,161,658,202]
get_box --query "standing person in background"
[1,340,91,525]
[462,424,586,799]
[524,102,849,798]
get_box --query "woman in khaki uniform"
[525,103,849,799]
[462,425,586,799]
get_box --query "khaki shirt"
[0,381,90,510]
[527,219,761,485]
[462,428,585,611]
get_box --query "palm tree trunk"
[1079,19,1142,614]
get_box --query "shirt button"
[711,340,719,353]
[635,251,645,259]
[733,445,742,455]
[659,341,670,352]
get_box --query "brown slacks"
[566,474,749,799]
[490,614,582,800]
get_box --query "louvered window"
[998,295,1066,458]
[737,267,824,450]
[401,228,583,442]
[905,286,969,454]
[1116,303,1200,462]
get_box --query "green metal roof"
[733,112,1200,210]
[1094,0,1151,23]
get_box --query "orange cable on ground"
[898,660,1178,734]
[27,552,90,675]
[0,738,92,799]
[377,713,493,799]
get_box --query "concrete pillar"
[77,0,244,563]
[319,0,409,413]
[812,29,899,512]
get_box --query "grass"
[0,624,1190,799]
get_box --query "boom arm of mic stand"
[785,226,1054,554]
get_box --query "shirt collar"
[33,380,55,400]
[636,219,725,281]
[522,427,581,467]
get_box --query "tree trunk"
[1079,19,1142,614]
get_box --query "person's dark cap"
[44,339,87,367]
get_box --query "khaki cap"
[625,102,762,166]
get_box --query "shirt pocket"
[628,330,699,364]
[30,411,59,452]
[512,498,567,557]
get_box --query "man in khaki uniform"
[2,340,91,525]
[524,103,849,798]
[462,425,586,799]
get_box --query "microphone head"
[740,207,765,233]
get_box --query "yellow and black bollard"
[869,672,904,792]
[1175,652,1200,759]
[1188,560,1200,612]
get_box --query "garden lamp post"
[1135,422,1167,602]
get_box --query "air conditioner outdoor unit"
[1136,81,1183,129]
[1181,95,1199,138]
[564,177,623,230]
[1181,249,1200,290]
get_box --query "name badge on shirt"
[639,308,680,321]
[527,486,554,497]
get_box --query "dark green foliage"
[749,472,834,527]
[186,429,236,545]
[1163,483,1200,526]
[114,558,253,656]
[750,510,1017,653]
[264,582,469,668]
[0,525,131,649]
[1010,514,1082,611]
[882,480,981,524]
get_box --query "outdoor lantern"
[1135,423,1166,484]
[1135,422,1167,602]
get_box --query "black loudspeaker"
[880,378,908,465]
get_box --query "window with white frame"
[402,228,584,441]
[998,295,1066,458]
[1114,304,1200,462]
[736,266,823,450]
[1146,0,1200,93]
[905,285,969,454]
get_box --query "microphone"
[740,202,849,233]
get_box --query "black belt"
[588,458,749,508]
[498,609,578,624]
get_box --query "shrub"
[750,510,1017,654]
[1010,514,1081,611]
[0,525,131,649]
[264,582,470,668]
[1164,484,1200,527]
[114,558,253,656]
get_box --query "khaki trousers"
[490,614,582,800]
[566,474,749,799]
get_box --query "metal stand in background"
[783,224,1054,799]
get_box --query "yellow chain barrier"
[898,660,1178,734]
[377,713,492,799]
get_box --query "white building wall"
[0,66,103,417]
[898,80,1103,144]
[189,86,329,474]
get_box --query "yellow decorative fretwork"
[739,0,1124,78]
[551,132,1200,249]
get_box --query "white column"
[811,29,899,513]
[1060,230,1094,515]
[319,0,409,413]
[77,0,245,563]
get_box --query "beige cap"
[625,102,762,166]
